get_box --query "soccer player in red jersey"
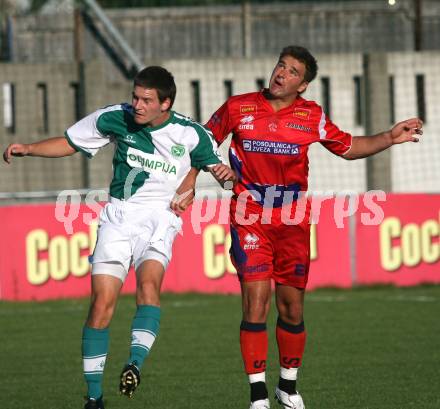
[206,45,423,409]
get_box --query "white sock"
[280,367,298,381]
[249,371,266,384]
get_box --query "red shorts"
[229,199,311,288]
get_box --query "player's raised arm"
[3,136,77,164]
[343,118,423,160]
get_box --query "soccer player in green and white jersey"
[3,66,235,409]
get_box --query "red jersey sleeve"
[205,100,232,146]
[318,110,353,156]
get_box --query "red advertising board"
[0,197,352,301]
[1,194,437,301]
[0,204,100,301]
[356,194,440,286]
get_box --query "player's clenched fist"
[170,188,195,216]
[3,143,30,164]
[208,163,237,190]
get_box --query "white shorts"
[91,198,183,282]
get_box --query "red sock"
[276,318,306,369]
[240,321,268,374]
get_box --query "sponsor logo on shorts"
[238,115,255,130]
[171,144,185,158]
[242,139,300,155]
[293,108,311,120]
[244,264,270,273]
[240,104,257,115]
[285,122,312,133]
[294,264,306,276]
[243,233,259,250]
[127,147,179,180]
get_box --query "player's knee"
[244,298,270,322]
[278,306,303,325]
[88,296,116,327]
[136,280,160,305]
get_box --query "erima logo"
[241,115,254,124]
[124,134,136,143]
[244,233,259,250]
[127,147,179,180]
[239,115,255,130]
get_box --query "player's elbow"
[342,152,356,160]
[341,147,361,160]
[66,146,77,156]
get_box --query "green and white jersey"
[65,103,223,206]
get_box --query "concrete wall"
[7,0,440,66]
[389,52,440,193]
[0,63,83,192]
[1,52,438,196]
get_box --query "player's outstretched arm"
[3,136,77,164]
[343,118,423,160]
[170,167,199,215]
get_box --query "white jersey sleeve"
[64,105,121,157]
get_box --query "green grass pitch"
[1,285,439,409]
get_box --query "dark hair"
[134,66,176,109]
[280,46,318,83]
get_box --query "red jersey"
[206,91,352,209]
